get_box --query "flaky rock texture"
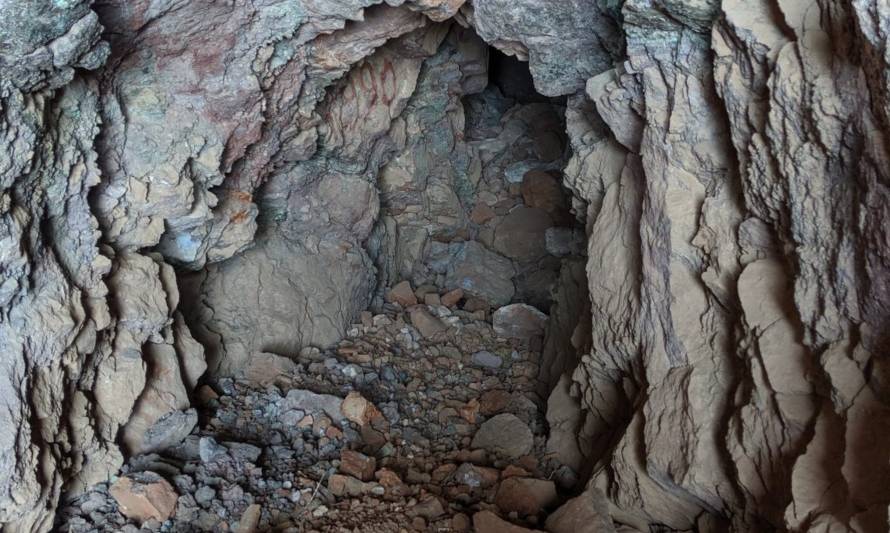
[1,0,889,531]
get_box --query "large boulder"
[444,241,516,306]
[492,304,549,340]
[493,207,553,261]
[471,414,534,458]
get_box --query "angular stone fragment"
[492,304,549,340]
[340,450,377,481]
[412,497,445,519]
[441,288,464,307]
[281,389,345,425]
[409,307,448,338]
[341,391,382,426]
[109,473,178,523]
[387,281,418,306]
[139,409,198,455]
[471,414,533,458]
[235,504,261,533]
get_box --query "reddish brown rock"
[441,288,464,307]
[109,473,178,523]
[479,390,511,415]
[520,170,568,218]
[340,449,376,481]
[431,463,458,483]
[412,496,445,519]
[501,465,530,479]
[463,296,491,314]
[470,202,497,224]
[386,280,418,306]
[494,477,558,516]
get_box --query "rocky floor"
[58,284,605,533]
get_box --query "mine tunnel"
[7,1,889,532]
[62,18,596,533]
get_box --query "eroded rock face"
[2,0,890,531]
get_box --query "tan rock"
[109,473,178,523]
[387,281,418,306]
[545,487,615,533]
[441,288,464,307]
[235,503,262,533]
[328,474,364,497]
[340,449,376,481]
[424,292,442,306]
[409,306,448,338]
[242,351,297,386]
[472,510,544,533]
[452,513,471,532]
[494,477,557,516]
[459,399,480,424]
[412,496,445,519]
[340,391,382,426]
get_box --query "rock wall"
[1,0,889,531]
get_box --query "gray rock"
[444,241,516,306]
[471,351,502,369]
[545,227,585,257]
[139,409,199,455]
[194,486,216,508]
[493,207,553,261]
[224,442,262,463]
[471,414,534,458]
[492,304,549,340]
[198,437,228,464]
[279,390,345,425]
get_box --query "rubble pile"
[59,282,610,533]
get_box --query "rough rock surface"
[2,0,890,531]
